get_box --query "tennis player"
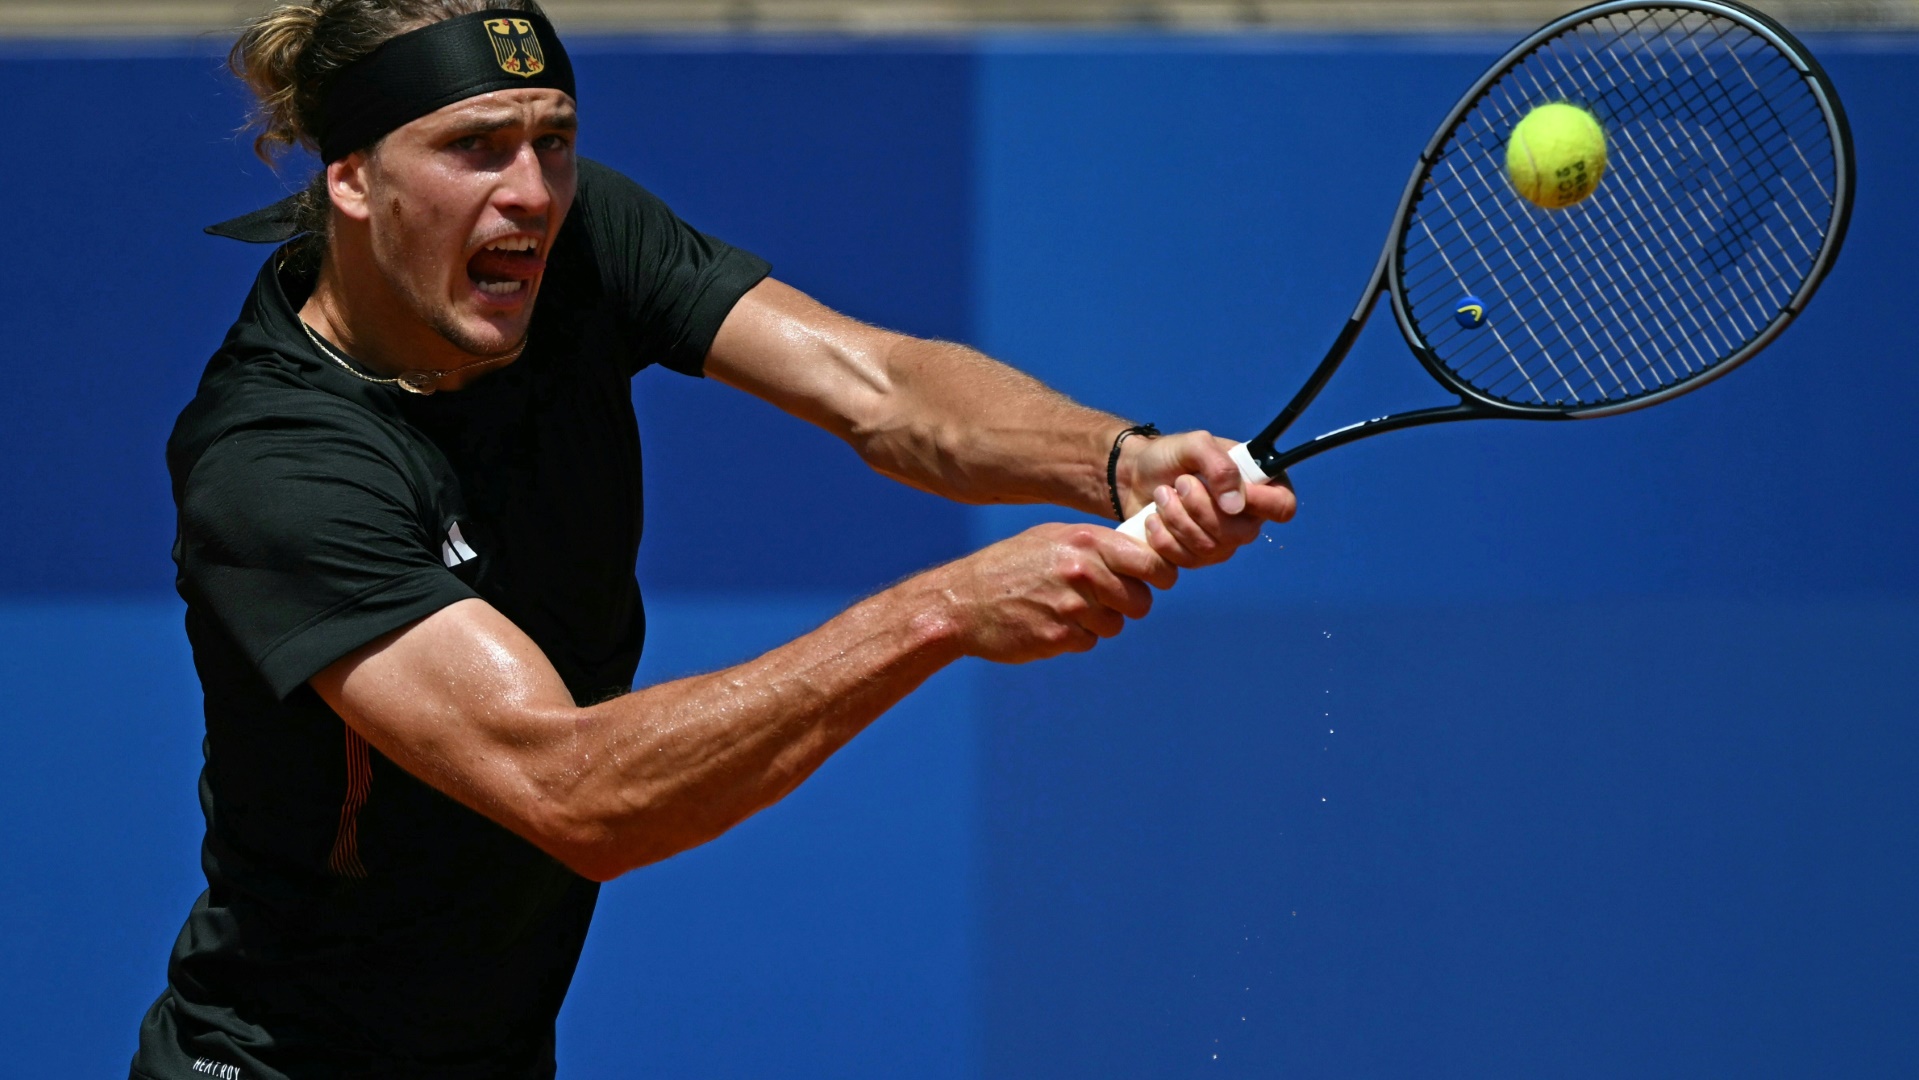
[132,2,1296,1077]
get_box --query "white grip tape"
[1116,441,1271,542]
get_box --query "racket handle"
[1116,441,1272,542]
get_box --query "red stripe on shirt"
[326,726,372,879]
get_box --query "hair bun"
[230,2,325,161]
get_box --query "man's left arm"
[705,278,1296,567]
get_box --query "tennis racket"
[1119,0,1854,542]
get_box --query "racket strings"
[1481,12,1796,393]
[1437,12,1826,401]
[1599,20,1829,292]
[1396,4,1840,409]
[1527,18,1775,377]
[1431,14,1786,397]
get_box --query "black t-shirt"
[132,159,769,1080]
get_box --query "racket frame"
[1240,0,1855,480]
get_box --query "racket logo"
[1454,296,1487,330]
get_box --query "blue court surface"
[1,30,1915,1078]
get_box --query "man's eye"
[451,135,488,151]
[535,134,573,152]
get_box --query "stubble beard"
[429,304,527,359]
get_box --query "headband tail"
[205,195,305,244]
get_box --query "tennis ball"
[1506,102,1607,210]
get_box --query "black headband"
[207,9,578,244]
[316,9,576,163]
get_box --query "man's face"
[350,87,578,356]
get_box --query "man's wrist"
[887,567,972,663]
[1107,423,1159,520]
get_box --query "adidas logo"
[442,523,479,568]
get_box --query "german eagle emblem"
[484,18,546,78]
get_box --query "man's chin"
[436,315,531,359]
[442,292,537,355]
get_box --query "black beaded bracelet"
[1106,423,1159,521]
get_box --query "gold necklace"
[299,318,526,396]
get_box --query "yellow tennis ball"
[1506,102,1608,209]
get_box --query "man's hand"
[928,523,1178,664]
[1118,430,1298,568]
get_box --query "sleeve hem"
[255,567,479,700]
[656,249,773,379]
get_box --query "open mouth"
[466,235,545,300]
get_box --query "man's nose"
[496,142,553,216]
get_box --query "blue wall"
[969,37,1919,1078]
[1,31,1914,1079]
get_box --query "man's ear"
[326,151,374,223]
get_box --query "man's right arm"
[311,523,1175,882]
